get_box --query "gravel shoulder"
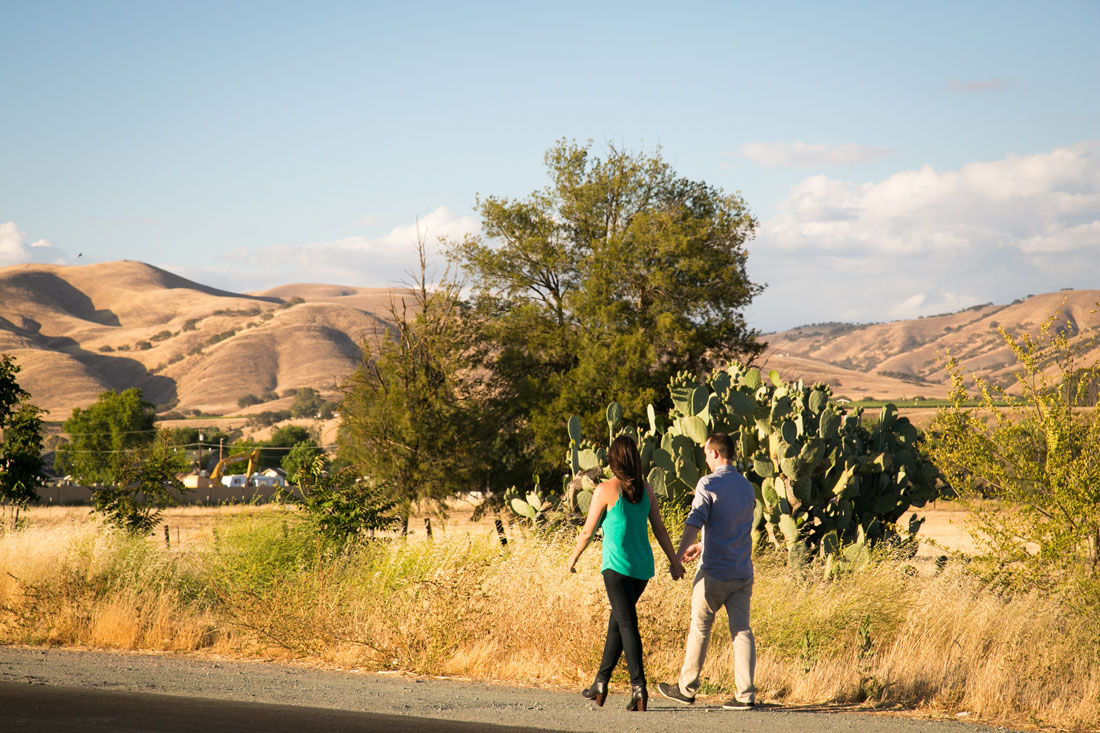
[0,646,1020,732]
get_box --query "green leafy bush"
[288,457,399,544]
[929,308,1100,583]
[91,432,190,535]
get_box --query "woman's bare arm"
[646,483,685,579]
[567,481,614,572]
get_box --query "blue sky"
[2,0,1098,331]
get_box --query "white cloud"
[748,143,1100,331]
[172,207,481,291]
[0,222,69,267]
[741,141,890,168]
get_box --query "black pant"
[596,569,649,687]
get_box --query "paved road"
[0,646,1018,732]
[0,681,545,732]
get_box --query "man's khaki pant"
[676,570,756,703]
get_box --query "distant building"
[252,472,285,488]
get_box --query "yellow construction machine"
[183,449,260,490]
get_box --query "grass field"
[0,504,1097,731]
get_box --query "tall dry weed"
[1,511,1098,730]
[0,522,218,651]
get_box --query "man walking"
[658,432,756,710]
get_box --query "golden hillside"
[2,260,1095,420]
[0,261,410,418]
[760,290,1100,401]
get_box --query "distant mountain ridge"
[1,260,1096,418]
[760,290,1100,400]
[0,261,407,418]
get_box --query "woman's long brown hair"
[608,435,644,504]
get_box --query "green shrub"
[930,307,1100,585]
[288,458,399,545]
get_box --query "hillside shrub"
[246,411,290,430]
[289,387,322,418]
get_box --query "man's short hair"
[706,433,735,459]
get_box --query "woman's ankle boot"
[626,684,647,711]
[581,679,608,706]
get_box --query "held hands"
[681,542,703,564]
[669,559,686,580]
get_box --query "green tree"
[90,430,190,534]
[0,354,26,424]
[283,441,325,485]
[929,309,1100,582]
[264,425,314,472]
[339,233,493,522]
[56,388,156,484]
[269,424,312,449]
[230,426,316,473]
[0,354,46,514]
[289,387,323,418]
[164,426,236,472]
[449,139,763,470]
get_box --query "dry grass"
[1,508,1097,731]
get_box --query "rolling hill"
[0,261,409,418]
[1,260,1096,420]
[759,290,1100,401]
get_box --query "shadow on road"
[0,682,544,733]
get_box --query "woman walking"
[567,435,685,711]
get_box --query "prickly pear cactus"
[563,363,940,568]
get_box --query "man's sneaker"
[657,682,694,705]
[722,698,755,710]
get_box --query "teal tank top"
[600,488,655,580]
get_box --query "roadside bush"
[90,433,190,535]
[929,307,1100,585]
[289,458,399,545]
